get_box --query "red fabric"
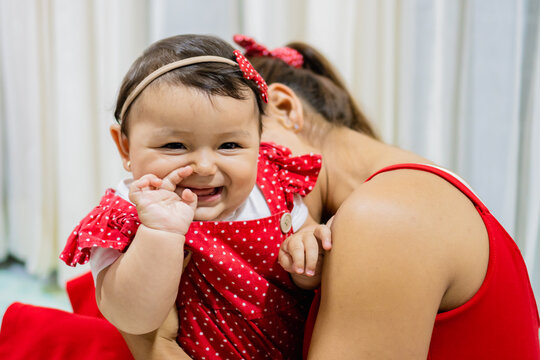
[233,50,268,103]
[234,34,304,68]
[303,163,540,359]
[59,190,141,266]
[59,142,322,360]
[65,271,104,318]
[0,302,133,360]
[302,289,320,360]
[260,142,322,211]
[175,144,321,359]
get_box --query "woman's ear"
[266,83,304,132]
[110,124,131,172]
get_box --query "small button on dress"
[279,213,293,234]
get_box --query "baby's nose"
[191,150,217,176]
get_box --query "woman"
[132,35,539,359]
[240,35,540,359]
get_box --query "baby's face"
[126,83,260,221]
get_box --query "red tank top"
[304,163,540,359]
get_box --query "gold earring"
[126,160,131,170]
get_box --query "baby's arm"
[97,167,197,335]
[279,216,332,290]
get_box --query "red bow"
[233,34,304,68]
[233,50,268,103]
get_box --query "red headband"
[233,34,304,68]
[233,50,268,103]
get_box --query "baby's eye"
[219,142,241,150]
[162,142,186,150]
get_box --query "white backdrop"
[0,0,149,281]
[0,0,538,304]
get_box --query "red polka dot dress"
[60,142,322,360]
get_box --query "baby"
[60,34,329,359]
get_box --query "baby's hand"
[129,166,197,235]
[278,223,332,278]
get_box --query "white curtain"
[0,0,149,284]
[1,0,538,305]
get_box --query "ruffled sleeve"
[259,142,322,210]
[59,189,141,267]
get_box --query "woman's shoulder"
[332,165,489,309]
[337,165,486,259]
[349,164,482,231]
[309,166,490,357]
[332,168,457,271]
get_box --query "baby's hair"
[115,34,265,135]
[248,42,378,139]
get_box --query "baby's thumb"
[182,188,197,210]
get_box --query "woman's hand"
[129,166,197,235]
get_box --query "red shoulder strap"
[366,163,489,214]
[256,150,287,215]
[256,142,321,215]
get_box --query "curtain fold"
[519,0,540,304]
[0,3,6,262]
[0,0,149,284]
[0,0,47,268]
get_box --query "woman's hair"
[115,34,265,135]
[248,42,378,139]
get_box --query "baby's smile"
[181,186,223,203]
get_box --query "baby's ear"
[109,124,131,172]
[266,83,304,132]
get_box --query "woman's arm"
[307,171,468,359]
[119,306,192,360]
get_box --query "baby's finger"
[130,174,162,193]
[278,249,294,273]
[314,224,332,251]
[162,166,194,191]
[288,239,306,274]
[303,235,320,276]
